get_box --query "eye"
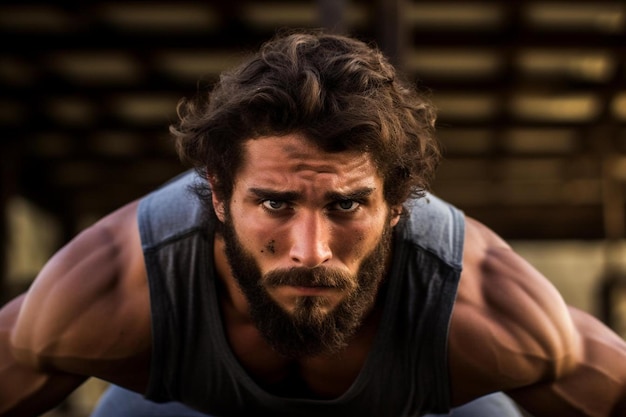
[262,200,287,211]
[332,200,360,212]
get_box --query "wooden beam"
[373,0,407,71]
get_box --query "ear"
[208,175,226,223]
[389,205,403,227]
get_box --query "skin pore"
[210,134,401,360]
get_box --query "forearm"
[1,295,86,417]
[0,360,86,416]
[510,381,625,417]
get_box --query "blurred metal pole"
[319,0,347,34]
[374,0,407,72]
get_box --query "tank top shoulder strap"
[402,193,465,270]
[137,170,207,250]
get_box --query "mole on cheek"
[265,239,276,254]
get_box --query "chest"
[224,314,379,399]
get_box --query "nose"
[289,210,332,268]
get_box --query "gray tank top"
[138,170,464,416]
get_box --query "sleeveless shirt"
[138,170,465,416]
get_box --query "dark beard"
[220,212,392,358]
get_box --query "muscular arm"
[0,295,87,416]
[508,306,626,417]
[449,217,626,417]
[0,201,152,416]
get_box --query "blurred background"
[0,0,625,415]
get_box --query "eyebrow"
[248,187,376,202]
[325,187,375,201]
[249,188,301,201]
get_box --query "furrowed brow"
[325,187,376,201]
[249,188,302,201]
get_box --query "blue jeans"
[91,385,524,416]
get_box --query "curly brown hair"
[172,28,440,212]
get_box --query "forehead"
[237,135,382,188]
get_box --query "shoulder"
[137,169,208,247]
[401,193,465,268]
[448,216,580,404]
[10,200,151,390]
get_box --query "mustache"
[265,267,356,290]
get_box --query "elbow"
[9,325,47,372]
[544,314,584,382]
[551,343,581,382]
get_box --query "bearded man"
[2,29,625,417]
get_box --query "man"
[1,29,625,417]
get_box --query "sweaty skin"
[1,134,626,416]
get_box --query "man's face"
[212,134,401,358]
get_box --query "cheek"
[332,226,374,262]
[245,222,287,257]
[262,239,277,255]
[231,208,275,253]
[249,229,279,256]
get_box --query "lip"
[277,285,338,296]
